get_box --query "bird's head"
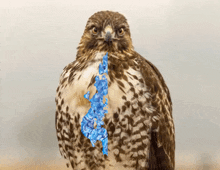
[77,11,133,56]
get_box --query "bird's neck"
[76,48,135,62]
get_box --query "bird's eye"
[118,28,125,36]
[92,27,98,35]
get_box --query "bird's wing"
[55,60,79,169]
[135,52,175,169]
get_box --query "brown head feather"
[77,11,133,59]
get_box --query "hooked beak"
[104,25,113,44]
[105,31,112,42]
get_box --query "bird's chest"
[62,53,150,124]
[58,52,154,169]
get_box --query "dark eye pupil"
[94,28,97,32]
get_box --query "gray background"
[1,0,220,169]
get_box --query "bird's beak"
[104,25,114,43]
[105,31,112,42]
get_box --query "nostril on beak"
[105,31,112,42]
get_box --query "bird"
[55,11,175,170]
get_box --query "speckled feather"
[55,11,175,170]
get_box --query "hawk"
[55,11,175,170]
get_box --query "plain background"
[1,0,220,169]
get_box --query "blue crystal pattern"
[81,53,108,155]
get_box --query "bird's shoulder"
[133,51,172,104]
